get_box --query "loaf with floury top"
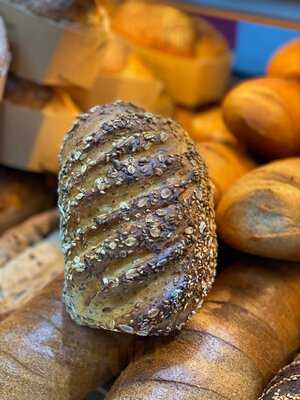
[58,101,217,336]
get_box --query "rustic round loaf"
[217,158,300,262]
[59,101,217,336]
[222,78,300,159]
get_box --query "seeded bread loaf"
[59,101,217,336]
[259,354,300,400]
[0,166,55,234]
[0,275,136,400]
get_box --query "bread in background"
[0,275,135,399]
[197,142,255,205]
[176,107,239,147]
[259,354,300,400]
[112,0,197,57]
[217,158,300,262]
[267,38,300,79]
[69,54,174,116]
[10,0,105,24]
[223,77,300,159]
[112,1,231,107]
[0,166,56,234]
[107,257,300,400]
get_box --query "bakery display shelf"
[164,0,300,30]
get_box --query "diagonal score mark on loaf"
[59,101,217,336]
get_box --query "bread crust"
[217,158,300,262]
[59,101,217,336]
[107,257,300,400]
[0,275,135,399]
[223,78,300,159]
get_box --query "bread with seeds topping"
[259,354,300,400]
[59,100,217,336]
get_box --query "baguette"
[107,256,300,400]
[196,142,255,205]
[0,230,63,318]
[259,354,300,400]
[0,275,135,400]
[216,158,300,262]
[0,166,55,234]
[0,209,58,267]
[222,77,300,159]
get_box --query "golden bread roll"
[0,275,135,399]
[59,101,217,336]
[217,158,300,262]
[259,354,300,400]
[197,142,255,205]
[176,107,239,147]
[223,77,300,159]
[0,166,55,234]
[267,38,300,79]
[107,256,300,400]
[112,0,197,57]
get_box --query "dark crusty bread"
[107,256,300,400]
[0,166,55,234]
[0,274,136,400]
[4,74,54,109]
[59,100,217,336]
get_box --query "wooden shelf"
[164,0,300,30]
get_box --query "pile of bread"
[0,0,232,173]
[0,1,300,400]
